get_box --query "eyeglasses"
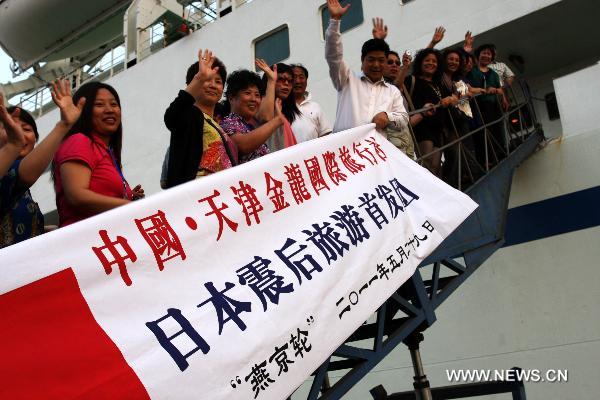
[387,60,401,66]
[277,77,293,85]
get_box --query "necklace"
[427,81,442,100]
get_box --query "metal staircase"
[302,84,544,400]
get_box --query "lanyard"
[106,146,130,199]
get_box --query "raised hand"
[430,26,446,47]
[50,79,85,127]
[372,17,388,40]
[186,49,219,99]
[401,51,412,69]
[131,184,145,200]
[256,59,277,81]
[194,49,218,84]
[327,0,350,20]
[464,31,474,53]
[0,93,26,148]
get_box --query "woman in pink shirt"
[53,82,143,227]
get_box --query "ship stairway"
[301,82,544,400]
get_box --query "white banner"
[0,124,477,399]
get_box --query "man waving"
[324,0,408,135]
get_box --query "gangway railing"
[300,80,544,400]
[409,79,540,191]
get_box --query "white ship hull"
[15,0,600,398]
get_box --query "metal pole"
[404,332,432,400]
[110,47,115,77]
[502,99,510,157]
[321,373,331,393]
[35,89,41,118]
[457,141,462,191]
[472,97,489,172]
[446,107,461,189]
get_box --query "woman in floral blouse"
[220,60,285,163]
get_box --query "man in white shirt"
[489,60,515,87]
[324,0,408,135]
[291,64,332,143]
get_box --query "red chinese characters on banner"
[322,151,347,186]
[353,141,378,165]
[264,172,290,213]
[284,163,312,204]
[304,157,330,195]
[266,136,387,212]
[198,190,239,241]
[135,210,186,271]
[338,145,365,174]
[91,136,391,284]
[92,230,138,286]
[92,210,187,286]
[365,136,387,161]
[231,181,264,226]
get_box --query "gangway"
[301,84,545,400]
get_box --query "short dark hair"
[223,69,262,117]
[225,69,262,100]
[388,50,400,59]
[185,57,227,85]
[412,48,443,82]
[474,44,496,62]
[291,64,309,79]
[361,39,390,61]
[7,106,38,141]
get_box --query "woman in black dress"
[404,49,457,176]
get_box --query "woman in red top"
[53,82,143,226]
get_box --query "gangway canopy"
[0,0,131,71]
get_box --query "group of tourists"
[0,0,514,249]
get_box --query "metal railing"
[185,1,218,27]
[14,42,126,117]
[137,24,169,62]
[405,78,540,191]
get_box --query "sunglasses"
[387,60,401,66]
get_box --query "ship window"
[321,0,364,37]
[254,25,290,66]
